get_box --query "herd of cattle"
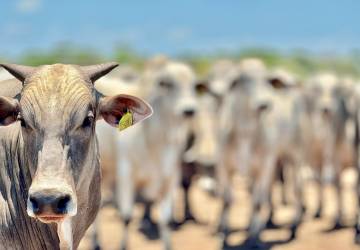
[0,57,360,250]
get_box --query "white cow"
[96,58,199,250]
[304,73,355,228]
[216,60,308,246]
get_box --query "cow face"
[206,60,236,97]
[148,61,199,119]
[0,63,152,224]
[306,73,346,120]
[183,83,221,168]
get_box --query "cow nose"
[183,109,196,118]
[29,191,72,215]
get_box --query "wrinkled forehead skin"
[20,64,94,129]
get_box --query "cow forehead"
[312,74,338,88]
[20,64,93,123]
[162,63,196,85]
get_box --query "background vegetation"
[4,43,360,80]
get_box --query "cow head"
[145,60,199,119]
[0,63,152,224]
[305,73,347,120]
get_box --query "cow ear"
[99,94,153,130]
[0,97,20,126]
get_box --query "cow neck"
[0,125,60,250]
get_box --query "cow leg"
[117,158,135,250]
[218,186,232,235]
[140,201,158,234]
[265,190,278,229]
[90,218,101,250]
[120,217,131,250]
[159,199,172,250]
[314,177,323,218]
[331,174,344,230]
[355,173,360,244]
[289,165,305,239]
[279,164,288,206]
[159,183,177,250]
[216,161,232,237]
[354,111,360,244]
[181,162,197,223]
[247,154,276,246]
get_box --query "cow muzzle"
[27,189,77,223]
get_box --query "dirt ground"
[79,171,360,250]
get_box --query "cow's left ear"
[99,94,153,130]
[0,97,20,126]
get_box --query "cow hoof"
[221,237,229,250]
[93,245,101,250]
[355,230,360,244]
[265,218,280,229]
[314,209,322,219]
[242,237,264,249]
[325,221,345,233]
[289,224,298,240]
[169,219,183,230]
[139,218,159,240]
[184,211,196,222]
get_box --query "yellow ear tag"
[118,110,133,131]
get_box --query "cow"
[0,63,152,250]
[95,58,199,250]
[304,73,355,229]
[177,59,237,224]
[352,81,360,244]
[215,59,308,247]
[93,64,143,205]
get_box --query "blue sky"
[1,0,360,57]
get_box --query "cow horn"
[81,62,119,83]
[0,63,35,83]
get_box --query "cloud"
[16,0,42,13]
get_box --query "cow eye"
[82,112,94,128]
[159,79,174,89]
[18,115,29,129]
[20,118,27,128]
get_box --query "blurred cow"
[304,73,355,229]
[352,81,360,244]
[216,59,308,246]
[96,58,199,250]
[206,59,236,97]
[179,81,222,223]
[175,60,236,224]
[95,65,142,204]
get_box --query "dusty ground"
[79,171,360,250]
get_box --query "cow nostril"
[29,196,40,214]
[183,109,195,118]
[56,195,71,214]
